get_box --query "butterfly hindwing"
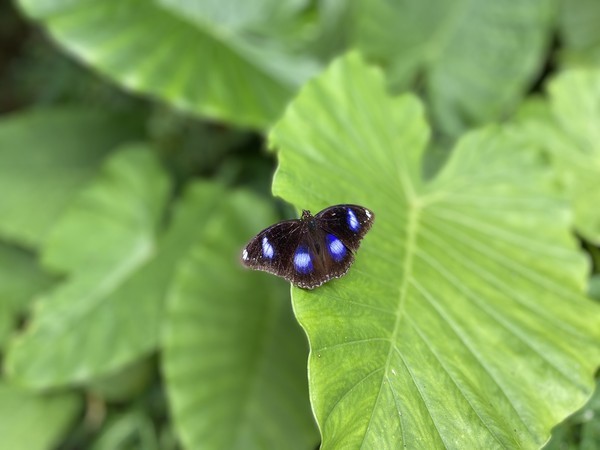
[316,229,355,282]
[288,235,321,288]
[286,229,356,289]
[242,204,374,289]
[242,220,303,279]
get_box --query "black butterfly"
[241,205,374,289]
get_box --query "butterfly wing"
[285,233,325,289]
[241,219,304,280]
[314,204,374,251]
[311,227,356,288]
[242,223,326,289]
[242,204,374,290]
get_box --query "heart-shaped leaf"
[163,187,318,450]
[270,53,600,449]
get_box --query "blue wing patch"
[293,245,313,273]
[326,234,346,262]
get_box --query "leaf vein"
[409,278,534,438]
[406,317,508,448]
[314,338,391,354]
[393,345,449,449]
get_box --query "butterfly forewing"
[241,204,374,289]
[315,205,374,251]
[242,220,303,277]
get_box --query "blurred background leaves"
[1,0,600,449]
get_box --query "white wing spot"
[262,236,274,259]
[365,209,372,219]
[242,248,249,260]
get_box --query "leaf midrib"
[359,202,422,449]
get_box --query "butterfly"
[241,205,374,289]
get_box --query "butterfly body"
[242,205,374,289]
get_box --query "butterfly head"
[301,209,318,231]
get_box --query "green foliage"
[17,0,320,129]
[354,0,555,136]
[516,69,600,244]
[1,1,600,449]
[0,107,144,247]
[544,381,600,450]
[0,243,55,347]
[271,52,600,449]
[6,146,172,387]
[559,0,600,67]
[0,382,82,450]
[543,279,600,450]
[163,187,316,449]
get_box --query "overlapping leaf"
[517,69,600,244]
[559,0,600,67]
[354,0,555,136]
[5,146,172,387]
[163,188,318,450]
[270,53,600,449]
[0,243,55,348]
[0,107,143,247]
[157,0,307,31]
[543,275,600,450]
[17,0,320,129]
[0,382,81,450]
[543,379,600,449]
[90,410,159,450]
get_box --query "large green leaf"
[163,188,318,450]
[516,69,600,244]
[0,107,143,247]
[17,0,320,129]
[270,53,600,449]
[543,275,600,450]
[156,0,307,31]
[543,379,600,450]
[0,243,55,348]
[5,146,172,387]
[354,0,555,136]
[0,381,82,450]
